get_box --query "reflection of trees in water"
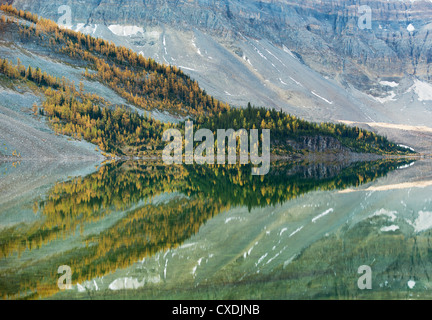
[183,159,413,211]
[0,159,413,299]
[1,163,189,258]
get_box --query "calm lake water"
[1,158,432,300]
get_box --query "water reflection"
[0,158,427,299]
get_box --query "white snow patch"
[372,209,398,222]
[413,211,432,233]
[59,24,73,30]
[164,259,168,279]
[380,225,400,232]
[225,217,243,224]
[247,246,254,256]
[192,258,204,276]
[283,45,298,60]
[163,36,168,55]
[283,254,297,268]
[179,242,197,249]
[256,49,267,60]
[77,283,86,293]
[408,280,416,289]
[74,23,85,31]
[266,252,281,265]
[73,23,97,34]
[265,48,287,68]
[147,275,161,284]
[397,162,415,170]
[312,208,334,223]
[279,78,288,86]
[108,25,144,37]
[289,226,304,237]
[243,55,253,66]
[279,228,288,236]
[250,43,268,61]
[109,277,145,291]
[407,24,415,32]
[256,253,268,266]
[191,37,202,56]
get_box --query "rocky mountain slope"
[2,0,432,152]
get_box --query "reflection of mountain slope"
[51,160,432,300]
[0,159,412,299]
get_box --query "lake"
[1,157,431,299]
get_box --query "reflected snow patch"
[408,280,416,289]
[397,145,415,153]
[225,216,244,224]
[312,208,334,223]
[256,253,268,266]
[413,211,432,233]
[179,242,197,249]
[372,209,397,222]
[289,226,304,237]
[108,277,146,291]
[283,254,297,269]
[380,225,400,232]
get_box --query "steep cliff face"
[287,135,350,153]
[10,0,432,82]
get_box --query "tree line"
[0,57,173,156]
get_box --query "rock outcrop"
[288,135,347,153]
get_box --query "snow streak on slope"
[108,25,144,37]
